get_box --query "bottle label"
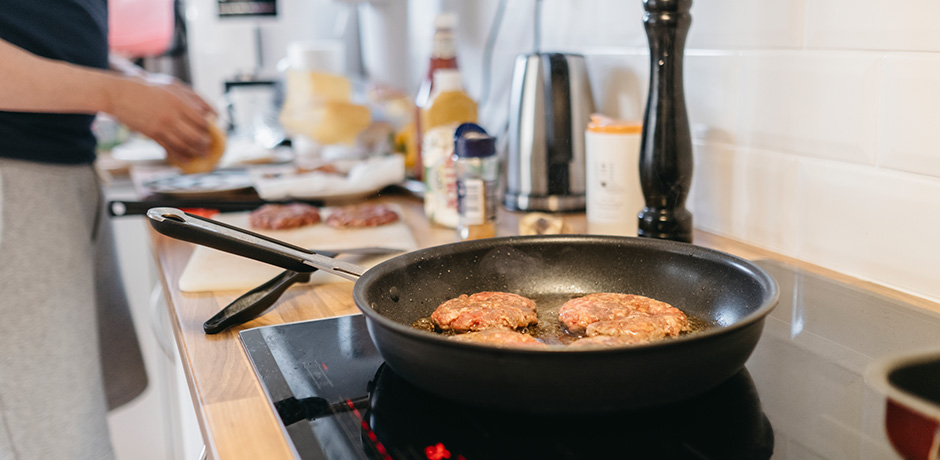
[458,178,486,225]
[585,132,644,236]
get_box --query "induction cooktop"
[240,259,940,459]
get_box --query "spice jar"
[454,123,498,240]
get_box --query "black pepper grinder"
[638,0,694,243]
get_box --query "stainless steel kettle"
[505,52,595,212]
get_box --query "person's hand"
[107,74,217,164]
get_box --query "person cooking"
[0,1,216,458]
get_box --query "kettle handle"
[544,53,573,195]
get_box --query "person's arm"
[108,53,148,79]
[0,38,213,160]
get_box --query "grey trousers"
[0,159,147,460]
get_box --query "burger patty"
[568,335,639,348]
[586,313,688,339]
[449,329,547,348]
[559,293,689,343]
[249,203,321,230]
[431,291,538,333]
[325,204,399,228]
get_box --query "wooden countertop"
[147,193,940,460]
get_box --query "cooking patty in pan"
[430,291,538,333]
[424,291,694,348]
[568,335,642,348]
[559,293,689,339]
[449,329,548,348]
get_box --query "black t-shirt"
[0,0,108,164]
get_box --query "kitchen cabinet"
[103,178,204,460]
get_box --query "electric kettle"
[505,52,595,212]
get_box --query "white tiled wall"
[689,0,805,50]
[736,52,881,165]
[805,0,940,52]
[438,0,940,303]
[878,54,940,177]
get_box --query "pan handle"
[146,207,364,281]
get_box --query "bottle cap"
[456,135,496,158]
[454,122,487,141]
[432,69,464,92]
[454,123,491,157]
[434,13,457,30]
[587,114,642,134]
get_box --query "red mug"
[867,349,940,460]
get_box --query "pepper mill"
[638,0,694,243]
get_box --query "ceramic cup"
[867,348,940,460]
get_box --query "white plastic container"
[585,115,645,237]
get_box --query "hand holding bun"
[108,75,220,171]
[168,120,226,174]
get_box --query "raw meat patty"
[325,204,399,228]
[249,203,321,230]
[559,293,689,344]
[449,329,547,348]
[431,291,538,333]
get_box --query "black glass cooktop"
[240,259,940,460]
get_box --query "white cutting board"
[177,205,417,292]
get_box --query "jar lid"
[587,114,642,134]
[454,122,487,141]
[456,136,495,158]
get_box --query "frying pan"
[147,207,779,413]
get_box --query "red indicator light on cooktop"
[425,442,450,460]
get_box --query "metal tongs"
[203,246,404,334]
[146,207,404,334]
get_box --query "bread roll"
[169,121,226,174]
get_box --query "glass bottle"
[454,125,498,240]
[411,13,459,179]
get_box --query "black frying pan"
[147,207,779,413]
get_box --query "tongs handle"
[203,270,312,334]
[146,207,364,281]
